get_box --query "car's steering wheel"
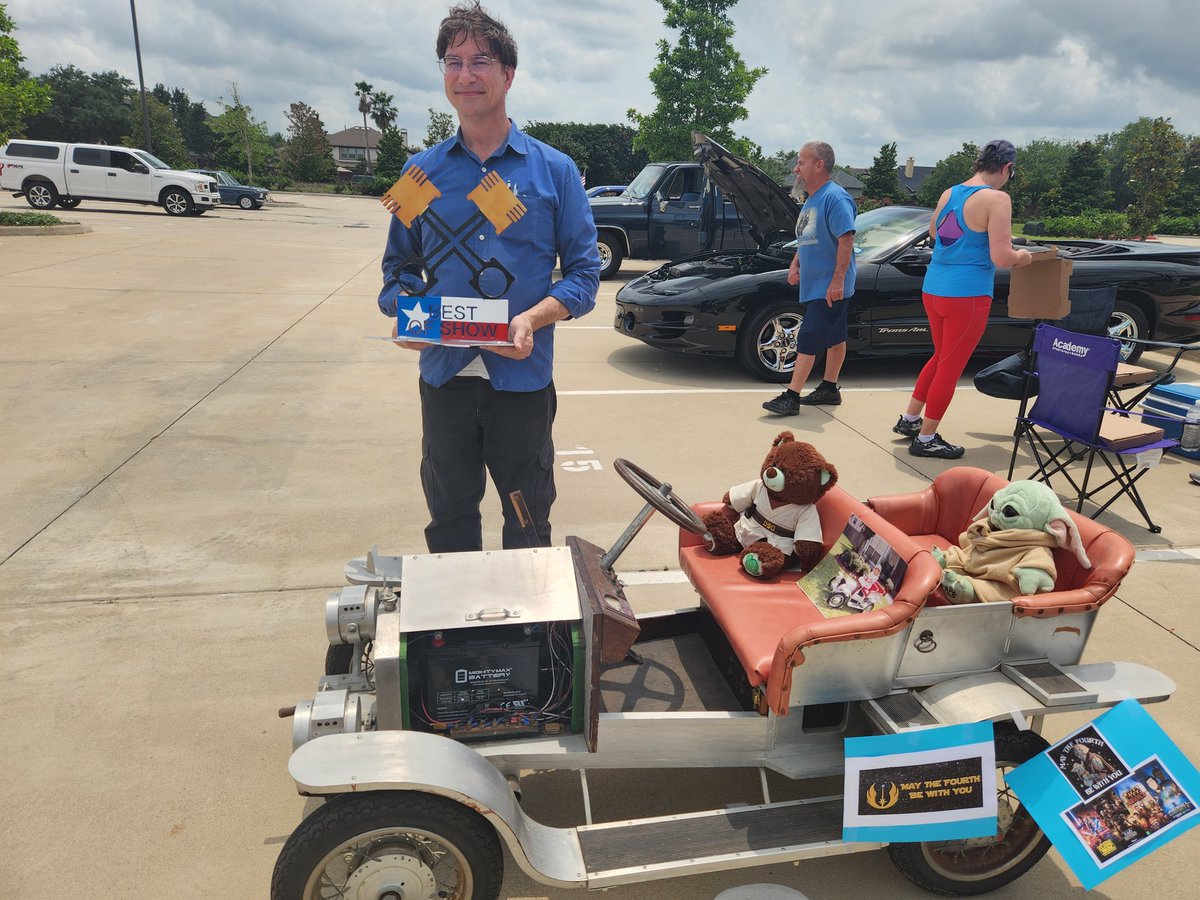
[613,459,707,536]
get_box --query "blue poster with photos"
[1007,700,1200,889]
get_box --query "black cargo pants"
[418,376,556,552]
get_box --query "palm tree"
[370,91,397,133]
[354,80,374,174]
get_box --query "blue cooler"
[1140,383,1200,459]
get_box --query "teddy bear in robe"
[933,480,1091,604]
[702,432,838,579]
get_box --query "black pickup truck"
[589,160,761,278]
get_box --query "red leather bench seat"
[680,487,941,715]
[865,467,1133,619]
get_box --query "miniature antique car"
[271,464,1174,899]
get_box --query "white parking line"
[559,386,914,396]
[1136,547,1200,561]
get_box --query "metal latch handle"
[466,607,522,622]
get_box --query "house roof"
[783,159,865,191]
[898,165,935,195]
[328,126,382,149]
[849,164,936,195]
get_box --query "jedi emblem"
[866,781,901,810]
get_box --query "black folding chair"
[1008,324,1179,533]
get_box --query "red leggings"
[913,293,991,421]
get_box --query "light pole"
[129,0,152,151]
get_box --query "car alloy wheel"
[1108,300,1148,364]
[738,303,804,381]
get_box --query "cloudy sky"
[8,0,1199,168]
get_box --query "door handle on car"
[108,172,117,177]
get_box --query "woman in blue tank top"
[893,139,1033,459]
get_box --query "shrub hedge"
[0,211,65,226]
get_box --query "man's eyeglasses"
[438,55,499,75]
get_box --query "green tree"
[208,82,271,182]
[1103,117,1155,211]
[151,83,212,157]
[750,148,797,188]
[628,0,766,161]
[280,101,335,183]
[862,142,903,202]
[0,3,51,143]
[1008,138,1072,217]
[916,143,979,208]
[122,95,188,166]
[424,107,454,147]
[25,65,133,144]
[353,80,374,173]
[370,90,397,132]
[522,121,647,185]
[1126,116,1185,237]
[374,125,408,181]
[1166,136,1200,218]
[1041,140,1111,216]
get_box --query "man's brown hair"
[437,2,518,69]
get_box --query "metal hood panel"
[692,131,800,248]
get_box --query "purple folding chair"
[1008,324,1179,533]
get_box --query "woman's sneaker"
[909,433,965,459]
[892,416,922,437]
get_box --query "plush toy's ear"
[971,500,992,523]
[773,431,795,447]
[1047,517,1092,568]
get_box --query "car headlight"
[197,182,209,192]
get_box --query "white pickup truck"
[0,139,220,216]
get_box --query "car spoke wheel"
[25,181,58,210]
[239,195,255,209]
[887,728,1051,895]
[738,303,804,382]
[161,188,193,216]
[1108,300,1148,364]
[597,235,624,280]
[57,197,82,209]
[271,792,503,900]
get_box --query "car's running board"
[862,660,1175,734]
[577,795,877,888]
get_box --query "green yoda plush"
[932,480,1092,604]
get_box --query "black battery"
[406,622,574,741]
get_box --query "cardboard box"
[1098,412,1164,451]
[1113,363,1157,387]
[1007,247,1074,320]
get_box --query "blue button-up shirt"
[378,122,599,391]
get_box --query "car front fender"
[288,730,586,887]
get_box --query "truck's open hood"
[692,132,799,248]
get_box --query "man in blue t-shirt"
[378,3,599,551]
[763,141,857,416]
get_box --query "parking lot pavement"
[2,194,1199,898]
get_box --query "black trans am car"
[614,135,1200,381]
